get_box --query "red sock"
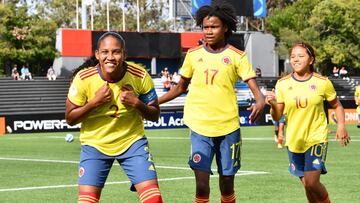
[318,192,330,203]
[78,191,100,203]
[221,191,236,203]
[138,184,163,203]
[195,195,209,203]
[278,138,283,145]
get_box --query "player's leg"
[118,138,162,203]
[215,129,241,203]
[302,143,330,203]
[274,122,279,143]
[78,145,114,203]
[357,113,360,128]
[277,122,285,148]
[188,130,215,203]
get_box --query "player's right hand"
[93,82,112,106]
[265,89,276,105]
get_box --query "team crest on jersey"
[288,86,293,91]
[193,153,201,163]
[222,56,232,65]
[310,84,317,91]
[198,58,203,62]
[79,167,85,177]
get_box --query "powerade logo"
[144,112,185,129]
[13,120,81,131]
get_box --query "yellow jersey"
[180,44,256,137]
[67,62,156,156]
[276,73,337,153]
[355,85,360,114]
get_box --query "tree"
[0,3,57,76]
[266,0,360,73]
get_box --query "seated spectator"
[172,71,180,85]
[21,64,32,80]
[47,66,57,80]
[11,65,20,80]
[161,74,171,91]
[332,66,339,78]
[339,66,349,80]
[255,67,262,77]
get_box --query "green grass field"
[0,125,359,203]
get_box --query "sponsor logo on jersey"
[312,159,320,165]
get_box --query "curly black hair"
[195,1,237,39]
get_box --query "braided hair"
[195,1,237,39]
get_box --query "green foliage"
[266,0,360,72]
[0,3,58,76]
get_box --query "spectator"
[161,73,171,91]
[256,67,262,77]
[11,65,20,80]
[332,66,339,78]
[47,66,57,80]
[21,64,32,80]
[172,71,181,85]
[339,66,349,80]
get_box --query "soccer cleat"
[277,144,283,149]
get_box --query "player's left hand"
[120,84,138,107]
[335,125,350,146]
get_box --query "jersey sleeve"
[355,86,360,97]
[179,51,193,78]
[67,73,87,106]
[275,81,284,103]
[236,53,256,81]
[324,79,337,102]
[139,72,158,104]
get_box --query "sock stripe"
[221,192,235,203]
[141,192,162,202]
[139,188,159,199]
[78,192,100,203]
[195,195,209,203]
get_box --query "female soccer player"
[355,84,360,128]
[65,32,163,203]
[158,3,265,203]
[266,42,350,203]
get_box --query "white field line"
[0,157,267,174]
[0,157,268,192]
[4,136,360,141]
[0,171,267,192]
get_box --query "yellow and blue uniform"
[276,73,336,153]
[180,44,256,137]
[355,85,360,126]
[68,62,156,156]
[181,44,255,175]
[68,62,158,187]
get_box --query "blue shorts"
[273,115,286,126]
[188,129,242,176]
[78,138,158,188]
[287,143,328,177]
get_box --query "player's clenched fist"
[265,89,276,105]
[93,82,112,107]
[120,84,138,107]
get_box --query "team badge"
[288,86,293,91]
[222,56,232,65]
[79,167,85,177]
[193,153,201,163]
[198,58,203,62]
[312,159,320,165]
[310,84,317,91]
